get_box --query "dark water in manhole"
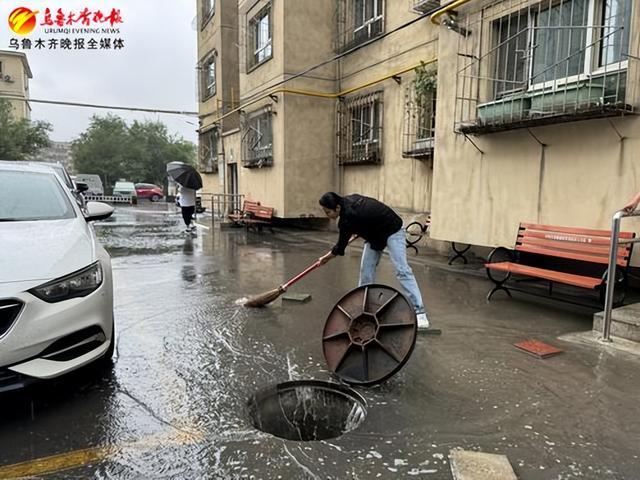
[247,380,367,441]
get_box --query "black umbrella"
[166,162,203,190]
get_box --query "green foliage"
[0,99,52,160]
[72,114,196,192]
[414,62,438,106]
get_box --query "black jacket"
[331,194,403,255]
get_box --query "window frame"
[201,0,215,29]
[201,51,217,101]
[338,91,384,166]
[247,4,273,72]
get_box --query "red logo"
[8,7,39,35]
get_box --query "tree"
[0,99,51,160]
[72,114,196,193]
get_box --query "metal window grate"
[403,80,436,159]
[199,128,219,173]
[241,106,273,168]
[454,0,637,135]
[338,91,383,165]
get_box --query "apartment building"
[431,0,640,250]
[197,0,640,254]
[0,50,32,119]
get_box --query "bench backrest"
[243,200,274,220]
[516,223,635,267]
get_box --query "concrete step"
[593,303,640,342]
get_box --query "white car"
[0,162,115,392]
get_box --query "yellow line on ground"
[194,222,210,230]
[0,428,203,479]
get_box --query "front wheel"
[151,195,161,202]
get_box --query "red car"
[135,183,164,202]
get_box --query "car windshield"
[0,170,76,221]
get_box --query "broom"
[244,236,358,308]
[244,260,322,307]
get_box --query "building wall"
[430,1,640,257]
[282,94,335,218]
[0,51,30,119]
[337,5,439,215]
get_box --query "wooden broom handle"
[280,235,358,291]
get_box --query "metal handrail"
[207,193,245,220]
[601,209,640,341]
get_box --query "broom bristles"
[244,286,284,307]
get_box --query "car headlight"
[29,262,103,303]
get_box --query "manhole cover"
[322,284,417,386]
[247,380,367,441]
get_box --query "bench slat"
[518,234,629,259]
[516,244,630,266]
[520,222,636,239]
[486,262,602,289]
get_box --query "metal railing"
[601,209,640,341]
[206,193,245,220]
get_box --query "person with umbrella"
[166,162,203,233]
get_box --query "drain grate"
[248,380,366,441]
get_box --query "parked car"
[113,181,138,204]
[135,183,164,202]
[0,162,115,392]
[10,160,86,208]
[74,174,104,196]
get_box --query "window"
[202,0,215,26]
[248,5,272,70]
[338,91,383,165]
[199,128,219,173]
[336,0,384,51]
[241,108,273,168]
[492,0,631,93]
[403,81,436,159]
[202,53,216,100]
[354,0,384,44]
[455,0,633,134]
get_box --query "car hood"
[0,218,96,284]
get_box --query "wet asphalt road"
[0,204,639,479]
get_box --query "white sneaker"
[416,313,430,330]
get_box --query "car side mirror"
[75,182,89,193]
[84,201,114,221]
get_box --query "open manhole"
[247,380,367,441]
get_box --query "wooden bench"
[485,223,636,306]
[228,200,275,232]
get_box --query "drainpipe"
[198,59,438,128]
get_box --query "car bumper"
[0,258,114,380]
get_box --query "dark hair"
[319,192,343,210]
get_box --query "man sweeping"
[318,192,430,330]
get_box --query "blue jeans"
[358,229,425,314]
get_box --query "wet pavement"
[1,203,640,479]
